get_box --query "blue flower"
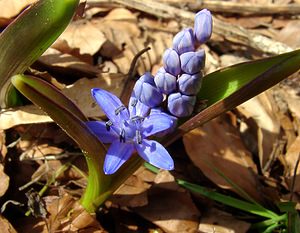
[173,28,195,54]
[167,92,196,117]
[87,88,175,174]
[180,50,205,75]
[163,48,181,76]
[133,72,163,107]
[178,72,202,95]
[194,9,213,45]
[154,67,177,94]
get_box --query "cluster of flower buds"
[133,9,213,117]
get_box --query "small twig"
[289,153,300,201]
[120,47,151,104]
[157,0,300,15]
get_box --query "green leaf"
[198,49,300,106]
[177,179,279,219]
[0,0,79,107]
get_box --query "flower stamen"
[130,115,144,122]
[119,128,126,143]
[136,130,142,144]
[115,105,126,115]
[105,120,113,131]
[130,98,138,107]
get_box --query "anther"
[136,130,142,144]
[119,128,126,143]
[105,120,113,131]
[131,115,144,122]
[131,98,138,107]
[115,105,126,115]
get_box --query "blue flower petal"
[91,88,129,125]
[86,121,118,143]
[142,111,176,137]
[104,141,135,174]
[136,139,174,170]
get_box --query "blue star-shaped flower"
[87,88,176,175]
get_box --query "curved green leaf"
[198,49,300,106]
[0,0,79,107]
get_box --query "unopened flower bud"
[180,50,205,74]
[154,67,177,94]
[163,48,181,76]
[167,92,196,117]
[178,72,202,95]
[194,9,213,44]
[133,72,163,107]
[173,28,195,54]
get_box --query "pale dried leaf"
[199,208,250,233]
[57,19,107,55]
[0,0,36,18]
[0,105,51,130]
[0,130,7,159]
[0,164,9,197]
[183,116,263,202]
[275,20,300,48]
[18,140,63,160]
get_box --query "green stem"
[80,153,143,212]
[80,151,109,213]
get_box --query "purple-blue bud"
[194,9,213,44]
[154,67,177,94]
[172,28,195,54]
[167,92,196,117]
[163,48,181,76]
[133,72,163,107]
[180,50,205,74]
[178,72,202,95]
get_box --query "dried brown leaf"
[62,74,125,118]
[39,48,100,77]
[285,136,300,193]
[199,208,250,233]
[183,116,263,202]
[135,188,200,233]
[0,215,17,233]
[44,194,105,232]
[112,166,155,208]
[56,19,107,55]
[0,164,9,197]
[238,92,280,170]
[94,8,172,75]
[275,20,300,48]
